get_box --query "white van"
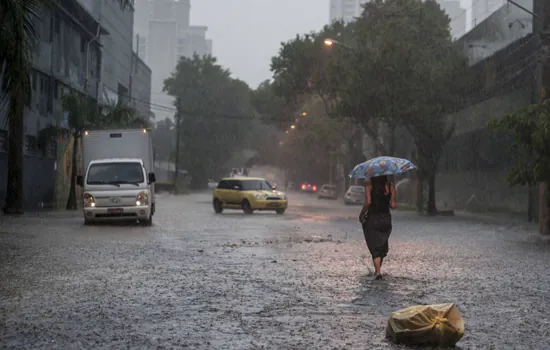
[77,129,156,225]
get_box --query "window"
[47,141,57,159]
[217,180,229,189]
[24,135,38,155]
[350,186,365,193]
[86,162,145,185]
[0,130,7,152]
[241,180,273,191]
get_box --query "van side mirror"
[76,175,83,186]
[148,172,156,183]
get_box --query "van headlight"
[136,191,148,206]
[83,193,95,208]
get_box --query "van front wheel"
[141,215,153,226]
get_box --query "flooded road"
[1,192,549,349]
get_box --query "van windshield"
[87,162,144,186]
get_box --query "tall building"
[133,0,212,119]
[471,0,505,28]
[329,0,369,23]
[438,0,467,39]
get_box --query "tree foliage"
[152,117,175,162]
[251,80,287,127]
[268,0,469,213]
[277,97,353,184]
[164,55,256,188]
[488,103,550,187]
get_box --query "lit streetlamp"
[290,125,296,129]
[301,112,307,117]
[323,37,355,50]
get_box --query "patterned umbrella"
[349,156,417,179]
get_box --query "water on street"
[1,192,549,349]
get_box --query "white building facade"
[133,0,212,119]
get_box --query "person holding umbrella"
[349,156,417,280]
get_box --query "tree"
[251,80,287,128]
[269,22,366,186]
[61,92,141,210]
[152,117,175,162]
[0,1,42,214]
[488,102,550,232]
[277,97,353,185]
[0,0,134,214]
[164,55,255,189]
[340,0,469,214]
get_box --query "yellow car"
[213,177,288,214]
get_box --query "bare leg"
[373,257,382,276]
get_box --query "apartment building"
[0,0,106,208]
[133,0,212,119]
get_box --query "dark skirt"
[362,213,392,260]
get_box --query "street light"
[301,112,307,117]
[290,125,296,129]
[323,38,334,47]
[323,37,355,50]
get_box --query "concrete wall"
[0,153,56,209]
[459,0,533,65]
[431,0,537,216]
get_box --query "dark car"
[300,182,318,193]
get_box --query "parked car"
[212,177,288,214]
[300,183,318,193]
[344,185,365,205]
[317,184,338,200]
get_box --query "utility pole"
[173,97,182,193]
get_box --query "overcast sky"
[190,0,474,89]
[191,0,330,89]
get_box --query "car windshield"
[350,186,365,193]
[241,179,273,190]
[87,162,144,185]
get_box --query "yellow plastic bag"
[386,303,465,347]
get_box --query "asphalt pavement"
[1,192,549,350]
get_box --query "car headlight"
[136,191,148,206]
[254,193,264,199]
[83,193,95,208]
[280,193,286,200]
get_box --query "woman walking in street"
[359,175,397,280]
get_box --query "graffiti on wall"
[54,134,82,209]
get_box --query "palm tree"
[0,1,44,214]
[0,0,133,214]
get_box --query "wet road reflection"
[1,192,549,349]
